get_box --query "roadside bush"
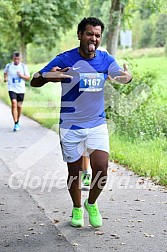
[105,61,166,140]
[27,44,58,64]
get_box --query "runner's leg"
[17,94,24,122]
[17,101,23,122]
[82,156,90,173]
[11,99,18,123]
[88,150,108,204]
[67,156,83,207]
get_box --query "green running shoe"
[84,199,102,228]
[83,173,91,186]
[71,207,84,227]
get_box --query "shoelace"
[89,205,99,216]
[73,209,83,219]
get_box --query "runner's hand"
[42,67,72,81]
[109,64,132,84]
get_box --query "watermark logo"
[8,59,152,191]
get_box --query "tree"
[0,0,85,62]
[106,0,126,56]
[106,0,166,55]
[0,1,20,67]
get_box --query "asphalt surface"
[0,100,167,252]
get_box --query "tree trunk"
[106,0,123,57]
[18,18,27,63]
[20,41,27,63]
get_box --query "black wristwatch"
[126,77,133,83]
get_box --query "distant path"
[0,100,167,252]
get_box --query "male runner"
[31,17,132,228]
[4,51,30,131]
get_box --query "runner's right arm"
[30,67,72,87]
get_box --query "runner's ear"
[78,31,82,40]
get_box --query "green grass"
[24,63,61,129]
[23,82,61,130]
[109,134,167,186]
[117,47,165,59]
[109,54,167,186]
[132,56,167,76]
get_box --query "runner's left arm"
[113,63,132,84]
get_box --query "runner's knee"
[11,100,17,108]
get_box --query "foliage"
[153,14,167,47]
[27,44,57,64]
[126,10,167,49]
[88,0,105,16]
[15,0,84,47]
[139,21,154,48]
[138,3,152,19]
[105,58,167,140]
[0,1,20,67]
[0,0,85,62]
[127,0,167,14]
[0,44,14,69]
[86,0,167,55]
[1,0,167,65]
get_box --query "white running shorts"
[59,124,109,163]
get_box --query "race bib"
[79,73,104,92]
[12,77,21,84]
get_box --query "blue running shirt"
[40,48,122,129]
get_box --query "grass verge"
[109,134,167,186]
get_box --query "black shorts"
[8,91,24,102]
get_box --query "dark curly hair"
[77,17,105,35]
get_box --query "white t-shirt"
[4,62,30,93]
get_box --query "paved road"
[0,100,167,252]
